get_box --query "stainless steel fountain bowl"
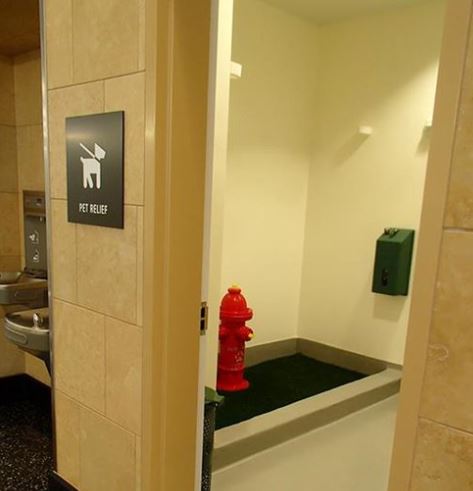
[0,272,23,285]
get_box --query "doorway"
[141,0,472,488]
[199,0,448,490]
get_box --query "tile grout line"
[56,387,139,438]
[443,225,473,233]
[53,295,142,330]
[103,313,107,422]
[52,202,143,326]
[136,207,140,326]
[420,415,473,437]
[49,69,146,93]
[15,123,44,128]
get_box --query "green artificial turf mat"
[216,353,366,430]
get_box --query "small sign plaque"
[66,111,124,228]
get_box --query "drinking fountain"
[2,191,50,372]
[4,308,50,371]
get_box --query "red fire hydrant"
[217,285,254,392]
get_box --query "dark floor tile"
[0,377,52,491]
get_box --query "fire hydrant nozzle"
[216,286,254,392]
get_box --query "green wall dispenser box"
[372,228,415,296]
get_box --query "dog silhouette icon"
[80,142,106,189]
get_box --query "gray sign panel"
[66,111,124,228]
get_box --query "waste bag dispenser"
[372,228,415,296]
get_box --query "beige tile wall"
[45,0,146,488]
[409,10,473,490]
[13,50,49,385]
[0,50,48,382]
[0,55,16,126]
[14,49,47,248]
[0,56,21,269]
[0,56,24,377]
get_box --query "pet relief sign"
[66,112,124,228]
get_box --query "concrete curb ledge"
[213,368,401,470]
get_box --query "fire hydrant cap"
[220,285,253,321]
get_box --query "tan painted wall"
[212,0,443,373]
[204,0,235,390]
[44,0,146,488]
[220,0,317,350]
[388,0,473,489]
[298,0,445,365]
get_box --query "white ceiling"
[263,0,428,24]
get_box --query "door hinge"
[200,301,208,335]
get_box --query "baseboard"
[0,373,51,406]
[245,337,394,375]
[297,338,390,375]
[245,338,298,367]
[49,472,78,491]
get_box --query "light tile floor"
[213,395,398,491]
